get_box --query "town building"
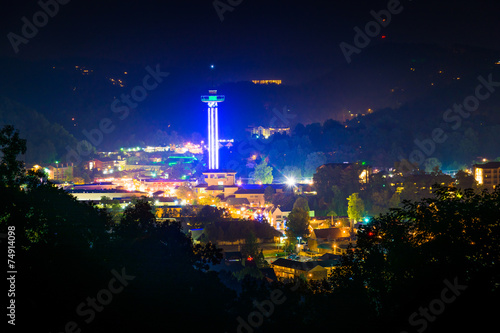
[264,205,291,231]
[310,227,352,242]
[250,126,291,139]
[138,178,189,193]
[195,169,240,198]
[270,258,339,281]
[474,161,500,190]
[47,164,74,181]
[233,188,267,207]
[72,182,116,190]
[66,189,147,201]
[88,158,126,172]
[144,146,170,153]
[308,227,354,255]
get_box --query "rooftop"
[203,169,237,174]
[474,162,500,169]
[239,184,287,190]
[205,185,226,191]
[223,197,250,206]
[234,188,266,194]
[271,258,339,271]
[313,228,351,240]
[73,182,114,186]
[143,178,187,183]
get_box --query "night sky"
[2,0,499,84]
[1,0,500,145]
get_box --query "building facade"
[474,162,500,190]
[270,258,337,282]
[47,165,73,181]
[250,126,291,139]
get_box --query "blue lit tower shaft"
[201,91,225,170]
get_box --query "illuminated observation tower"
[201,90,225,170]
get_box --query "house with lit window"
[88,158,125,172]
[232,184,288,208]
[195,169,239,198]
[250,126,291,139]
[264,205,292,230]
[196,170,291,207]
[309,227,354,255]
[233,188,266,207]
[204,169,237,186]
[270,258,339,282]
[311,227,352,242]
[139,178,188,193]
[47,164,74,181]
[473,162,500,190]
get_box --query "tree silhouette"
[286,207,310,239]
[330,185,500,332]
[0,125,26,187]
[114,199,157,238]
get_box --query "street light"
[285,176,296,187]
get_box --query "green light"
[362,161,366,165]
[202,95,225,102]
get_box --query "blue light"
[201,90,224,169]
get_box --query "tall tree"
[253,159,273,184]
[347,193,364,224]
[286,207,310,239]
[293,196,310,212]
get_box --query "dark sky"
[2,0,499,85]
